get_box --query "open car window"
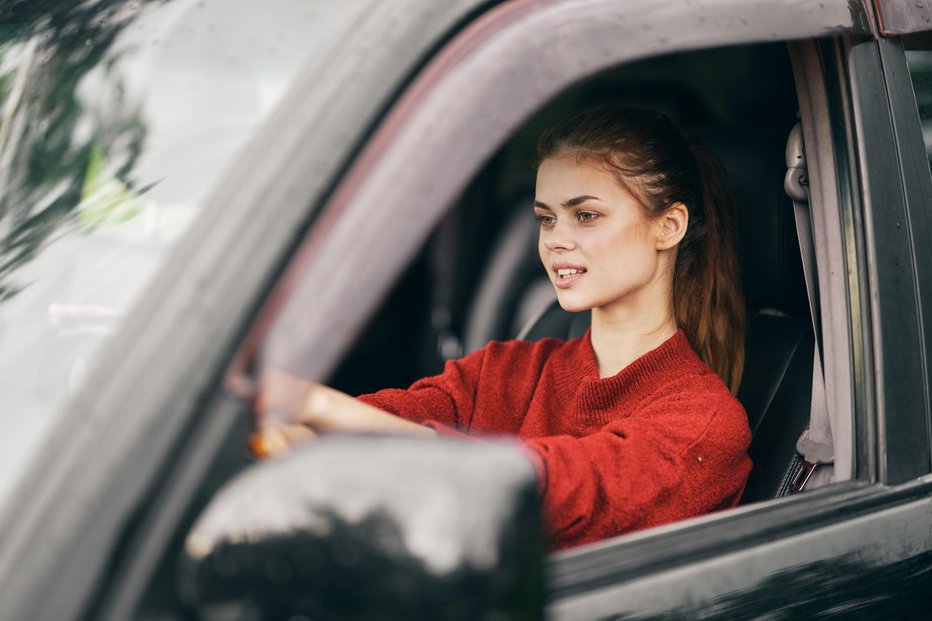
[247,2,859,485]
[235,0,867,563]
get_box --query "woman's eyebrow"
[563,195,601,207]
[534,195,602,210]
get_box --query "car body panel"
[550,481,932,618]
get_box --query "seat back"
[738,314,813,502]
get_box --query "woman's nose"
[542,223,576,252]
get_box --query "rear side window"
[905,47,932,174]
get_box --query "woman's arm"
[251,349,489,457]
[253,369,437,457]
[354,345,487,429]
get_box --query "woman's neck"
[589,306,677,378]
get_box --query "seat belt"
[784,123,834,492]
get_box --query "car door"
[232,0,932,618]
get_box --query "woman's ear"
[655,202,688,250]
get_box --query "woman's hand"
[252,368,435,459]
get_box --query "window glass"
[0,0,370,509]
[905,49,932,174]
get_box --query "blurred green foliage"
[0,0,166,302]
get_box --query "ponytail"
[676,147,744,394]
[537,106,745,394]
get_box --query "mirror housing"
[179,434,544,620]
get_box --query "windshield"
[0,0,370,507]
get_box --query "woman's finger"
[249,427,291,460]
[249,423,317,460]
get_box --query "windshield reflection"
[0,0,155,301]
[0,0,370,508]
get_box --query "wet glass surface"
[0,0,369,508]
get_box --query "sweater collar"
[571,328,706,414]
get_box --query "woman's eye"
[577,211,599,223]
[535,213,556,226]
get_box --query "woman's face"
[534,154,669,316]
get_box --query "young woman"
[255,106,752,551]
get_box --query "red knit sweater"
[358,329,752,551]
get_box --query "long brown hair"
[536,106,745,393]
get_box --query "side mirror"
[179,435,545,620]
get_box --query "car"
[2,0,932,618]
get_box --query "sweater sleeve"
[523,389,752,550]
[356,346,487,430]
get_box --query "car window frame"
[225,0,917,604]
[878,36,932,476]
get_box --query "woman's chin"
[555,295,592,314]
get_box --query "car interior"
[329,41,817,503]
[128,40,831,619]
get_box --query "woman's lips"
[555,273,584,289]
[553,267,586,289]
